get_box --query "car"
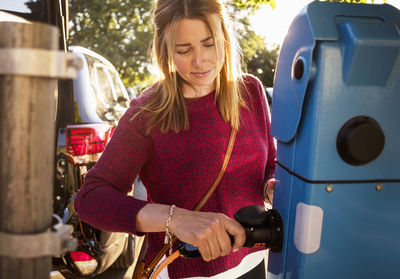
[54,45,131,217]
[52,45,136,278]
[0,1,139,278]
[264,86,273,105]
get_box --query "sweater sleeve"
[74,96,152,235]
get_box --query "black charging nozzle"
[179,205,283,258]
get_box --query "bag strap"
[142,128,238,278]
[193,128,237,211]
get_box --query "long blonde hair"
[137,0,245,134]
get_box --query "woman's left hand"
[263,178,275,204]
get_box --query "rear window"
[0,0,48,23]
[84,54,130,123]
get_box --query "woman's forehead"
[175,18,212,44]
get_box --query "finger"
[198,240,212,262]
[267,180,275,201]
[208,234,222,260]
[216,231,232,257]
[206,217,225,260]
[265,178,275,203]
[231,231,246,251]
[267,178,275,189]
[224,219,245,251]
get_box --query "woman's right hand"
[169,207,246,262]
[136,204,246,262]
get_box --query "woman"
[74,0,276,278]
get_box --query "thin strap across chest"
[141,127,238,278]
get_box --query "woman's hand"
[263,178,275,204]
[169,207,246,262]
[136,204,246,262]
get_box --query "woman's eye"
[205,43,214,47]
[177,49,190,55]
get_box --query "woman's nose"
[192,49,206,67]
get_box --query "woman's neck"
[182,83,216,99]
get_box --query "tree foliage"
[234,0,276,10]
[68,0,154,91]
[68,0,388,91]
[233,11,278,87]
[234,0,382,8]
[68,0,278,91]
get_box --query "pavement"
[93,265,134,279]
[93,235,143,279]
[52,249,269,279]
[51,236,142,279]
[51,264,135,279]
[94,250,270,279]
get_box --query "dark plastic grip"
[178,235,235,258]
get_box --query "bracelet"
[164,204,175,255]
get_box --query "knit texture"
[74,74,276,278]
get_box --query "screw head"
[376,184,383,192]
[326,185,334,193]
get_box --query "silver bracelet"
[164,204,175,255]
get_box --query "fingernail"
[233,249,239,252]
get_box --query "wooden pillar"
[0,16,59,279]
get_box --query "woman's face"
[173,18,225,97]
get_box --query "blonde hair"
[137,0,245,134]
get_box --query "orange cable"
[78,218,87,240]
[150,250,181,279]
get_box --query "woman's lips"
[191,69,212,78]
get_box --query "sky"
[251,0,400,46]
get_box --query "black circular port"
[337,116,385,166]
[294,58,304,80]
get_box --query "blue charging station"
[268,2,400,278]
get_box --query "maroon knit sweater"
[74,74,276,278]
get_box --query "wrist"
[168,206,190,235]
[136,203,175,233]
[164,204,176,254]
[165,205,175,232]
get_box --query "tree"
[68,0,278,90]
[234,0,276,10]
[68,0,154,92]
[230,5,278,87]
[68,0,388,91]
[76,0,377,90]
[234,0,383,9]
[245,44,279,87]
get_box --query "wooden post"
[0,17,59,279]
